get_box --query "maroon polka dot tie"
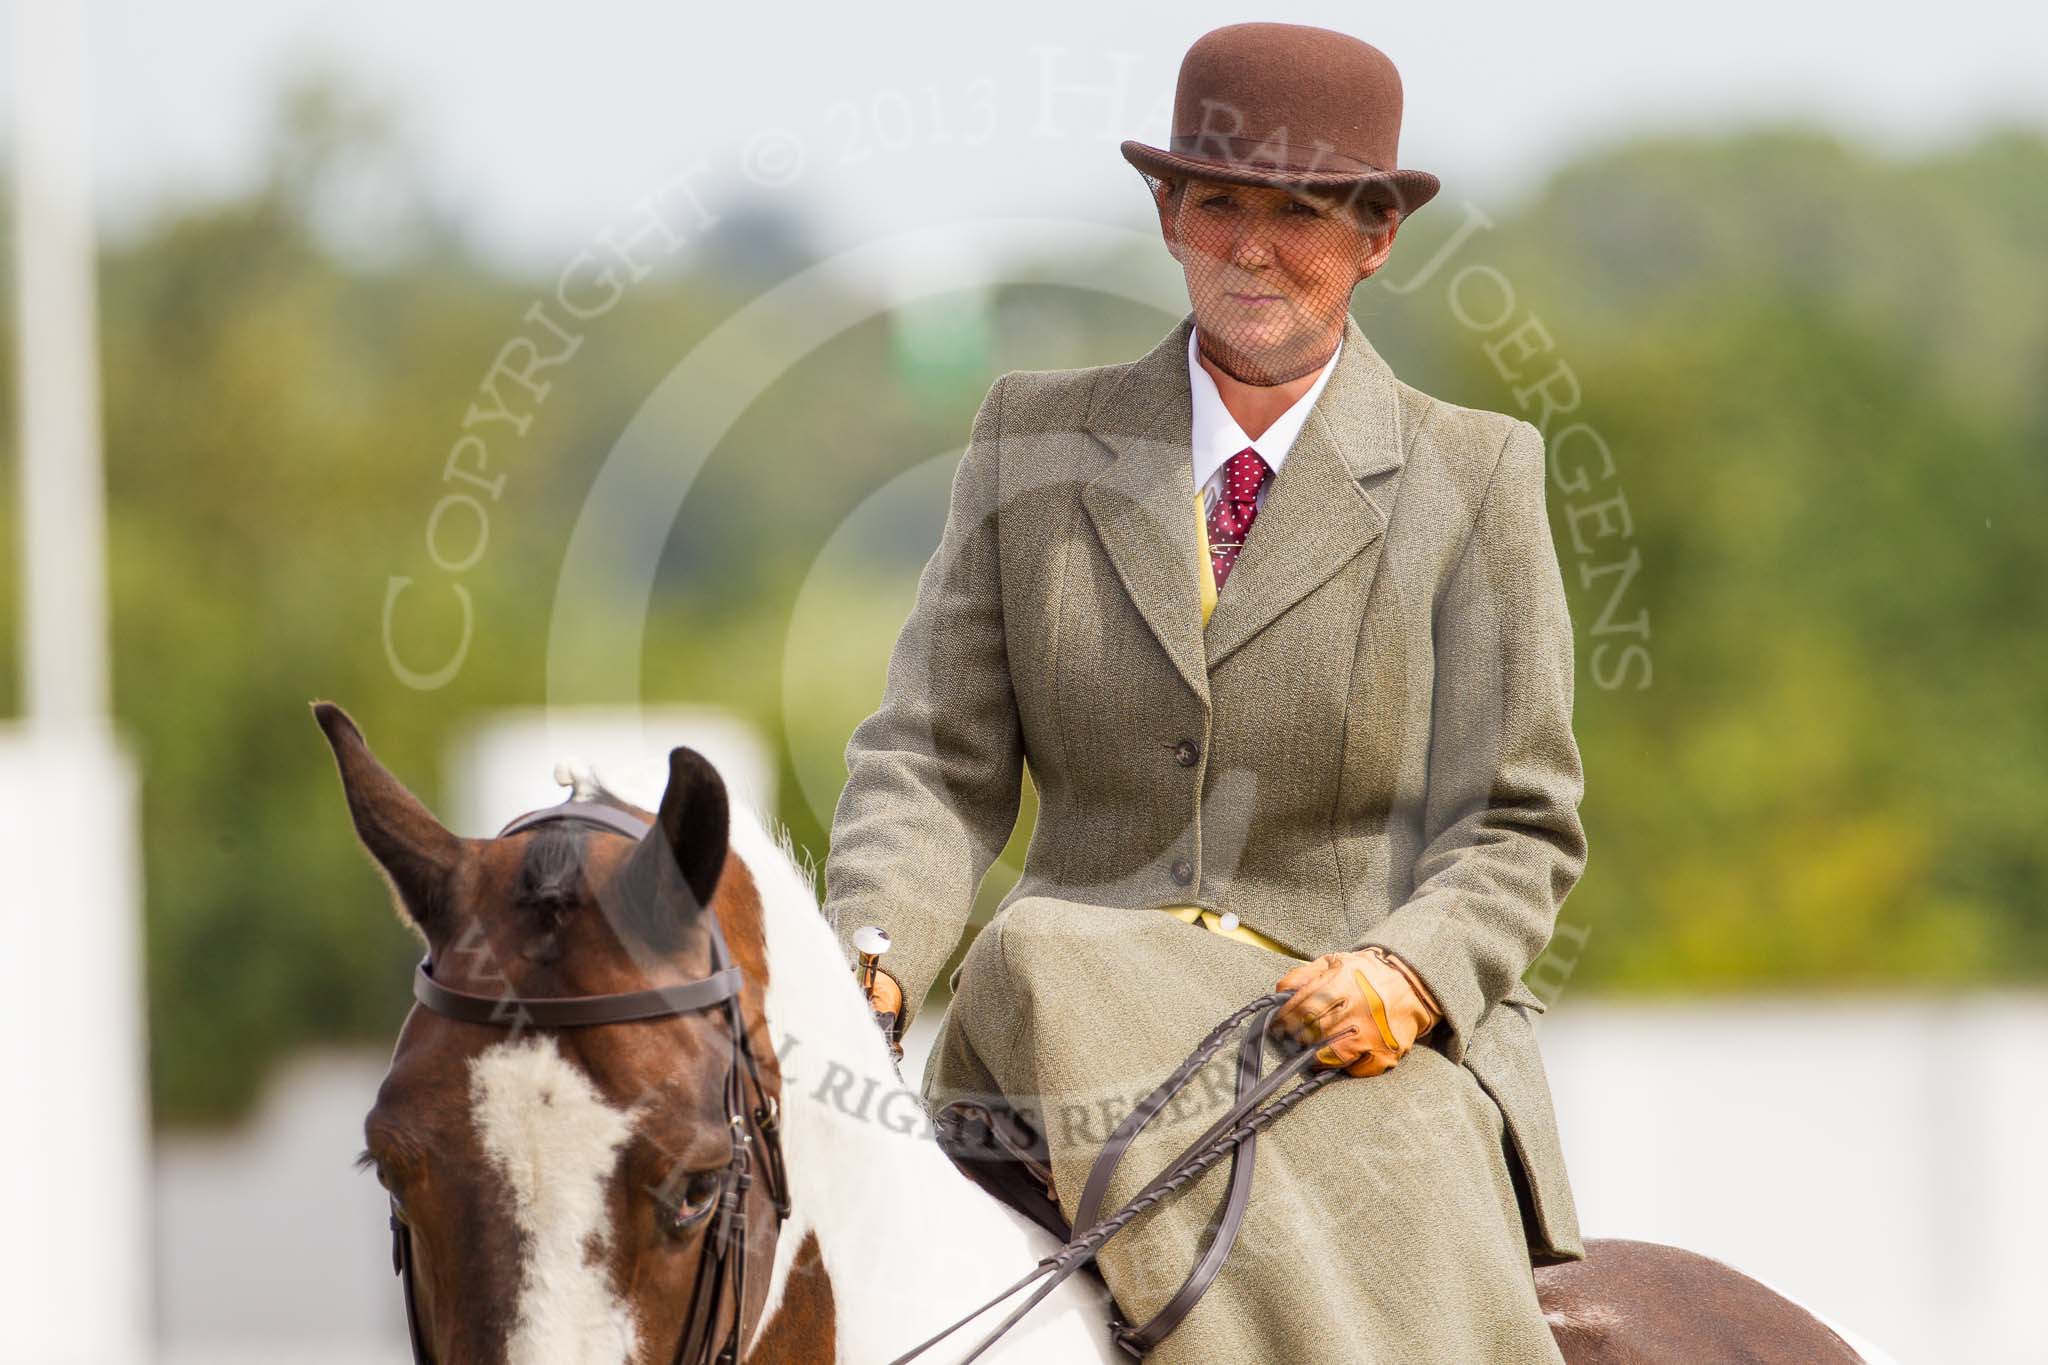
[1207,446,1270,589]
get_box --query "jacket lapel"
[1079,315,1212,707]
[1202,313,1406,670]
[1078,310,1409,698]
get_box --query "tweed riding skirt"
[923,895,1564,1365]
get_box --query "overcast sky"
[6,1,2045,273]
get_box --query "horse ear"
[620,746,729,938]
[311,701,463,937]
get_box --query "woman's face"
[1155,175,1398,384]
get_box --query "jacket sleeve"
[820,374,1025,1032]
[1355,418,1588,1063]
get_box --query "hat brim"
[1121,139,1440,216]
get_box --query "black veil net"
[1132,167,1400,387]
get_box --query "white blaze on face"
[470,1034,644,1365]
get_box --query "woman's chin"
[1200,313,1298,356]
[1200,329,1326,380]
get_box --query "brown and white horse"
[318,701,1117,1363]
[316,702,1897,1364]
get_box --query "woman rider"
[824,22,1586,1363]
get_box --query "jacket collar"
[1079,310,1407,705]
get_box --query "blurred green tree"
[0,74,2039,1124]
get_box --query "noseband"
[385,800,791,1365]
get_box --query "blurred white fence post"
[1,1,153,1361]
[0,731,149,1364]
[446,706,775,836]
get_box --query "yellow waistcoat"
[1167,488,1305,960]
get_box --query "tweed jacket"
[822,308,1589,1260]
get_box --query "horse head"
[314,701,788,1365]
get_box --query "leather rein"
[385,800,791,1365]
[891,993,1358,1362]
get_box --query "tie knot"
[1223,447,1269,500]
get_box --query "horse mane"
[511,778,658,939]
[721,796,1118,1361]
[517,824,587,916]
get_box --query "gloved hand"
[1270,946,1442,1077]
[862,965,905,1060]
[863,965,904,1018]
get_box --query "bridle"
[384,800,791,1365]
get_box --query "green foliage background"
[0,87,2041,1126]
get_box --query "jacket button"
[1172,739,1200,767]
[1170,859,1193,885]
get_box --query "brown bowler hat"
[1121,23,1440,217]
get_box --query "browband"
[408,797,742,1028]
[412,958,745,1028]
[496,799,657,843]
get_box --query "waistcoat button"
[1173,739,1200,767]
[1170,858,1193,885]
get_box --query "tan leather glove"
[863,964,904,1017]
[1271,946,1442,1077]
[861,965,906,1060]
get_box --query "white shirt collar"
[1187,324,1343,492]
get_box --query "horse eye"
[356,1147,396,1193]
[653,1169,723,1239]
